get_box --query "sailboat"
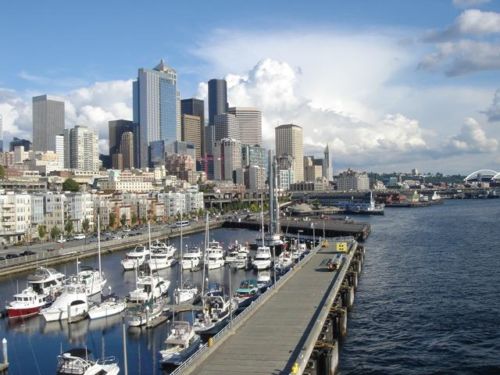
[56,348,120,375]
[174,208,198,304]
[127,221,167,327]
[253,203,272,271]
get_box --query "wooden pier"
[174,237,365,375]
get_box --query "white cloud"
[452,0,491,8]
[419,40,500,76]
[445,117,498,153]
[484,89,500,121]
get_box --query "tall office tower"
[323,144,332,181]
[228,107,262,146]
[208,79,228,125]
[214,113,239,142]
[32,95,65,152]
[181,114,202,160]
[0,115,3,152]
[133,60,178,167]
[108,120,139,168]
[213,138,242,182]
[241,144,266,170]
[181,98,205,156]
[65,125,99,171]
[275,124,304,182]
[120,131,134,169]
[55,134,65,170]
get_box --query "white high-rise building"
[32,95,65,152]
[65,125,99,172]
[133,60,178,168]
[213,138,242,182]
[275,124,304,182]
[228,107,262,146]
[55,134,65,170]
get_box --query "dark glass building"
[208,79,228,125]
[9,137,32,152]
[181,98,205,157]
[108,120,139,168]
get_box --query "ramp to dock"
[182,239,356,375]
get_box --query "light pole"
[311,223,315,249]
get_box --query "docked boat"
[56,348,120,375]
[205,241,225,270]
[174,281,198,304]
[6,267,65,319]
[40,281,88,322]
[76,266,107,296]
[150,239,176,255]
[252,246,272,270]
[256,272,272,292]
[225,241,249,264]
[231,251,251,270]
[234,279,260,308]
[121,245,149,271]
[193,292,237,335]
[127,299,165,327]
[275,251,293,274]
[159,321,201,367]
[128,273,170,303]
[181,246,202,270]
[146,249,177,271]
[88,296,127,320]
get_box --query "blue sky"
[1,0,500,173]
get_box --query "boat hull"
[88,301,126,320]
[7,305,44,319]
[160,336,201,367]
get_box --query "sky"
[1,0,500,174]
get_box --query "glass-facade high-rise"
[32,95,65,152]
[133,60,178,167]
[208,79,228,125]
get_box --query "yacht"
[225,241,249,264]
[76,266,107,296]
[128,273,169,303]
[127,299,165,327]
[40,281,88,323]
[193,292,238,335]
[150,239,176,255]
[205,241,225,270]
[256,272,272,292]
[234,279,260,308]
[121,245,149,271]
[146,248,177,271]
[174,281,198,304]
[252,246,272,270]
[56,348,119,375]
[6,267,65,319]
[275,251,293,274]
[159,321,201,367]
[231,251,251,270]
[181,246,202,270]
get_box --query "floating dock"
[172,237,365,375]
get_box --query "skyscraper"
[32,95,65,152]
[213,138,242,182]
[208,79,228,125]
[214,113,239,142]
[228,107,262,146]
[55,134,65,170]
[181,114,202,160]
[133,60,178,167]
[108,120,139,168]
[275,124,304,182]
[9,137,31,152]
[323,144,332,181]
[181,98,205,156]
[120,131,134,169]
[65,125,99,172]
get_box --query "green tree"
[82,218,90,233]
[120,214,127,227]
[38,225,47,240]
[65,220,74,235]
[50,226,61,240]
[62,178,80,192]
[109,213,116,228]
[0,165,5,179]
[131,213,137,226]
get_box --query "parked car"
[20,250,36,256]
[56,236,66,243]
[73,233,86,240]
[6,253,19,259]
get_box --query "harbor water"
[0,199,499,373]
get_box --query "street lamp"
[311,223,315,249]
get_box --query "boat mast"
[179,206,183,291]
[201,213,208,296]
[260,196,265,247]
[97,210,102,278]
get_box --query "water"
[1,201,500,374]
[339,199,500,374]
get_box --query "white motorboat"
[234,279,260,308]
[174,281,198,304]
[275,250,293,273]
[150,239,176,256]
[252,246,272,270]
[40,281,88,322]
[127,299,165,327]
[146,249,177,271]
[76,266,107,296]
[205,241,225,270]
[256,272,272,292]
[128,273,170,303]
[88,296,127,320]
[181,246,202,270]
[6,267,65,319]
[121,245,149,271]
[56,348,120,375]
[159,321,201,366]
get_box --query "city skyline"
[1,1,500,173]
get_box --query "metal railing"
[170,243,322,375]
